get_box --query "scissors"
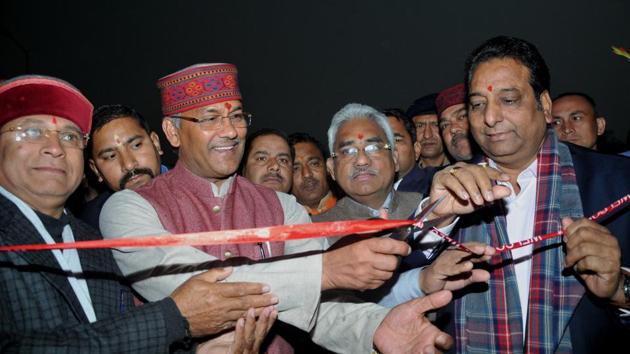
[389,195,449,244]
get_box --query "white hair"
[326,103,395,155]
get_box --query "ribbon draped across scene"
[1,194,628,255]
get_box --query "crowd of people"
[1,35,629,353]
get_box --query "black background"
[2,0,629,163]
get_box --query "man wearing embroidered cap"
[436,83,474,162]
[100,63,458,353]
[0,75,279,352]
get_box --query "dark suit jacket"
[396,165,437,196]
[0,194,189,353]
[565,144,630,354]
[440,144,630,354]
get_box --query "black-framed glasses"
[330,143,392,160]
[0,126,89,149]
[171,112,252,130]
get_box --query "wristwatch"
[623,272,630,304]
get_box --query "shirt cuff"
[377,267,426,308]
[413,197,459,247]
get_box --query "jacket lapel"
[0,196,89,323]
[72,218,129,318]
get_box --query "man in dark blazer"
[380,108,437,197]
[431,36,630,354]
[0,75,278,353]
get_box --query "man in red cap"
[100,63,456,353]
[436,83,474,162]
[0,75,278,352]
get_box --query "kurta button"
[224,250,232,258]
[212,205,221,213]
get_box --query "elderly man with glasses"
[314,103,496,307]
[99,63,470,353]
[0,75,281,353]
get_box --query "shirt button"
[224,250,232,258]
[212,205,221,213]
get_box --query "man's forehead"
[440,104,466,121]
[387,116,405,131]
[471,58,530,88]
[336,118,385,141]
[553,96,594,113]
[184,100,243,115]
[251,134,290,152]
[96,116,145,136]
[9,114,80,130]
[295,142,323,159]
[412,114,438,123]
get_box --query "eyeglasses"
[0,126,89,149]
[330,143,392,160]
[171,112,252,130]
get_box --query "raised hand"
[228,306,277,354]
[373,290,454,354]
[170,267,278,337]
[563,217,627,307]
[428,162,511,221]
[420,242,494,294]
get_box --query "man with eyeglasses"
[99,63,464,353]
[241,129,293,193]
[314,103,495,307]
[0,75,279,352]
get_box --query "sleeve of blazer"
[0,298,190,353]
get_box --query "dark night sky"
[2,0,630,162]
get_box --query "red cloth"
[157,63,242,116]
[435,83,465,116]
[0,76,93,133]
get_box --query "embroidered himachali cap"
[0,75,93,134]
[435,83,466,116]
[157,63,242,116]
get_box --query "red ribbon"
[428,193,630,254]
[0,219,414,252]
[2,194,627,253]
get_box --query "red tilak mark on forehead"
[224,102,232,110]
[115,138,121,145]
[357,134,364,139]
[51,116,58,125]
[487,85,493,92]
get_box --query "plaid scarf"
[454,129,585,354]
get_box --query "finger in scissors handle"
[415,194,447,223]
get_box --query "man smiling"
[100,63,457,353]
